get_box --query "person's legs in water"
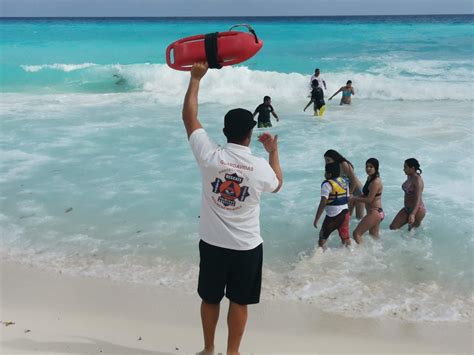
[389,208,409,230]
[318,105,326,116]
[368,208,384,237]
[258,122,272,128]
[412,205,426,228]
[337,210,351,246]
[353,209,382,243]
[318,227,329,248]
[319,210,349,248]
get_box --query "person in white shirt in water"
[182,62,283,355]
[310,68,327,93]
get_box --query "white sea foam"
[2,61,473,324]
[17,61,474,101]
[0,150,52,183]
[21,63,97,72]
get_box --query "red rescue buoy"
[166,24,263,71]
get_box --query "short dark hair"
[223,108,256,142]
[315,68,320,73]
[264,96,271,102]
[347,80,352,84]
[325,162,340,179]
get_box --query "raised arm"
[258,133,283,193]
[182,62,208,139]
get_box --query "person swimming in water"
[328,80,355,105]
[304,79,326,117]
[324,150,365,220]
[349,158,384,244]
[390,158,426,231]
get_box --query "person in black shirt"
[304,80,326,117]
[253,96,280,128]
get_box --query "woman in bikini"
[390,158,426,231]
[328,80,355,105]
[324,149,365,219]
[350,158,384,244]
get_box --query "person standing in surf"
[304,79,326,116]
[390,158,426,231]
[350,158,384,243]
[253,96,280,128]
[313,162,351,248]
[183,62,283,355]
[324,149,365,219]
[329,80,355,105]
[310,68,327,93]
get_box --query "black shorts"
[320,209,350,241]
[198,240,263,305]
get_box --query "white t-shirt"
[321,181,348,217]
[310,74,326,91]
[189,128,279,250]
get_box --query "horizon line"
[1,13,473,19]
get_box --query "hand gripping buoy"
[166,24,263,71]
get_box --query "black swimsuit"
[362,178,381,197]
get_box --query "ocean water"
[1,16,473,322]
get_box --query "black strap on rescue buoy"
[204,32,222,69]
[229,24,259,44]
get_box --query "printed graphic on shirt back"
[211,172,250,208]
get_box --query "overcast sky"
[1,0,472,17]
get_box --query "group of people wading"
[182,63,426,355]
[313,150,426,248]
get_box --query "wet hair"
[366,158,380,184]
[315,68,320,73]
[346,80,352,85]
[264,96,271,102]
[324,149,354,168]
[325,162,340,179]
[405,158,422,175]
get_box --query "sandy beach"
[0,260,472,354]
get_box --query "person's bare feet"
[196,348,214,355]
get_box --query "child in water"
[304,79,326,117]
[313,162,351,248]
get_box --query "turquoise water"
[1,16,473,322]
